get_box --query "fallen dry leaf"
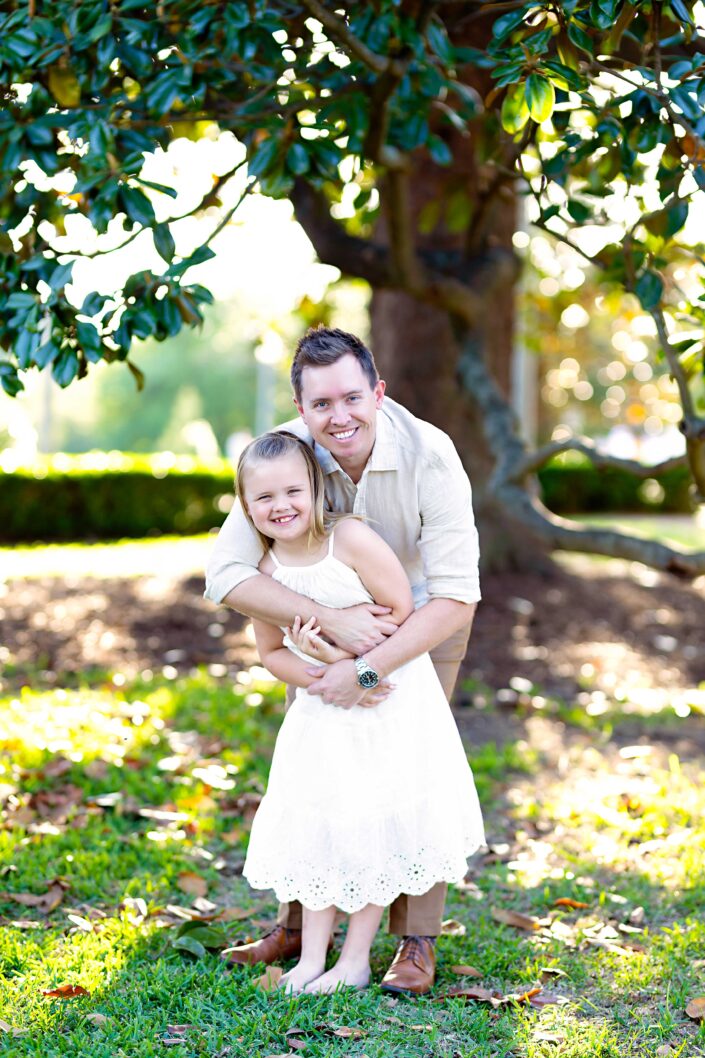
[41,984,90,999]
[1,879,69,915]
[30,784,83,823]
[0,1021,12,1032]
[256,966,283,992]
[553,898,589,909]
[534,1031,567,1043]
[524,990,565,1008]
[85,1013,109,1027]
[332,1027,365,1039]
[440,918,466,936]
[450,964,483,978]
[283,1029,308,1051]
[433,985,501,1005]
[409,1024,432,1032]
[540,967,567,982]
[686,996,705,1021]
[176,872,208,899]
[491,907,541,931]
[215,903,265,922]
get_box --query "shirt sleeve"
[417,444,481,605]
[204,497,264,604]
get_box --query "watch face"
[358,669,379,689]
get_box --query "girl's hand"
[285,616,352,664]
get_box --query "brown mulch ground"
[3,557,703,700]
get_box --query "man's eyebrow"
[308,389,364,402]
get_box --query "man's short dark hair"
[291,325,379,401]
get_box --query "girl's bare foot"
[279,960,326,994]
[303,961,370,994]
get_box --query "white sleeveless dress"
[243,531,485,914]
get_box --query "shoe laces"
[397,935,428,965]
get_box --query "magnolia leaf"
[491,907,542,931]
[41,984,90,999]
[255,966,283,992]
[686,996,705,1020]
[526,73,555,122]
[501,83,530,134]
[450,964,483,977]
[177,872,208,898]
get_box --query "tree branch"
[456,334,705,577]
[298,0,405,76]
[512,436,688,481]
[291,179,512,325]
[495,483,705,576]
[383,169,423,288]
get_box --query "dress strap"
[269,547,280,567]
[327,529,335,556]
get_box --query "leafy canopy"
[1,0,704,407]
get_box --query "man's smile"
[331,427,358,441]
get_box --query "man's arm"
[306,445,480,707]
[226,575,398,655]
[207,497,398,654]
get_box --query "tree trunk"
[370,160,548,571]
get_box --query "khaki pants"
[276,620,473,936]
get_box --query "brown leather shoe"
[380,935,436,995]
[221,925,302,967]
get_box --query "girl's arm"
[252,618,324,688]
[333,519,414,625]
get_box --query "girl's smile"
[241,450,314,548]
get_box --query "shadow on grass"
[3,671,705,1056]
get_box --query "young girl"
[238,431,484,993]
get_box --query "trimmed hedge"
[537,458,693,515]
[0,451,694,543]
[0,453,235,542]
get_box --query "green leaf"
[566,21,594,54]
[567,199,591,223]
[492,5,529,40]
[426,22,454,64]
[154,222,176,263]
[427,134,452,166]
[418,199,441,234]
[635,269,664,310]
[0,363,24,397]
[173,934,207,958]
[501,83,530,134]
[48,261,74,291]
[120,186,156,227]
[286,143,310,176]
[174,922,228,948]
[643,201,688,239]
[526,73,555,122]
[248,136,280,178]
[51,348,80,387]
[76,320,102,360]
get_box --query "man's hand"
[305,659,394,710]
[318,603,399,655]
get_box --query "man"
[205,326,481,993]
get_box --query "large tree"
[1,0,705,572]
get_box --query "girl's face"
[242,450,314,545]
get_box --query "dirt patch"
[2,557,703,700]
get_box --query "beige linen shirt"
[204,397,481,609]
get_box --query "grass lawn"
[3,660,705,1058]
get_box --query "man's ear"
[293,395,305,417]
[374,379,386,408]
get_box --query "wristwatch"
[354,656,380,689]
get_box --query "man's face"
[294,354,385,468]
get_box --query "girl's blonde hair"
[236,430,343,552]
